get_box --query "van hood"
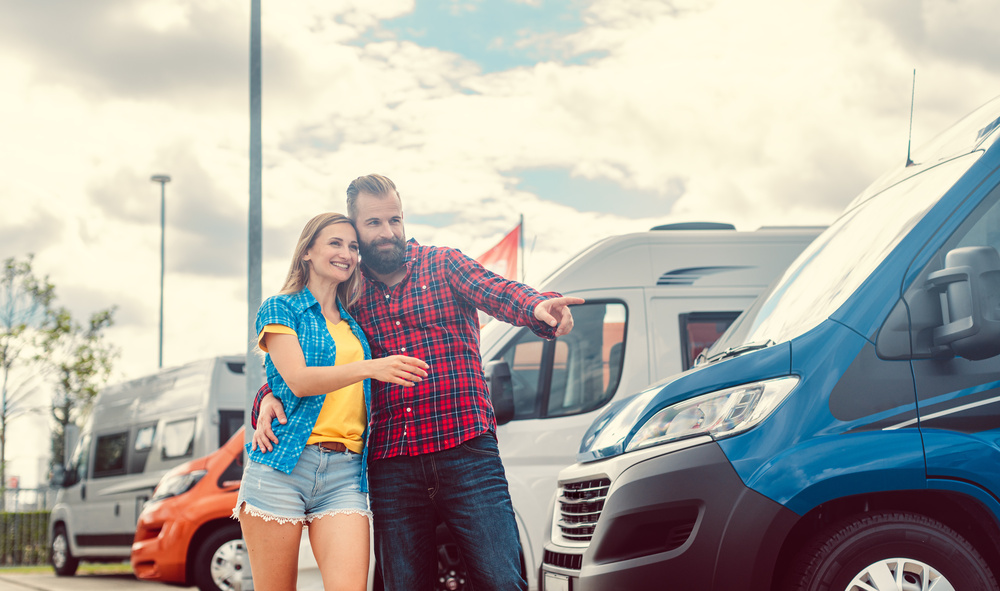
[577,342,792,463]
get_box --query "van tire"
[192,524,244,591]
[784,511,999,591]
[50,525,79,577]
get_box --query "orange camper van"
[131,427,244,591]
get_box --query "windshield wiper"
[704,340,774,364]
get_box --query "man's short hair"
[346,174,399,219]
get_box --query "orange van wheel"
[192,524,244,591]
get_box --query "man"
[253,174,583,590]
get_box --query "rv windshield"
[706,153,982,356]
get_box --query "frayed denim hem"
[231,501,306,525]
[306,508,372,525]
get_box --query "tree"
[47,306,117,473]
[0,255,117,510]
[0,255,60,508]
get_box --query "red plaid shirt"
[254,238,560,459]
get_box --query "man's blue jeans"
[368,432,528,591]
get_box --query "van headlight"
[150,470,207,502]
[625,376,799,453]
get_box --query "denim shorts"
[233,445,371,525]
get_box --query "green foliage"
[0,511,49,566]
[0,255,61,509]
[0,255,118,504]
[46,305,118,470]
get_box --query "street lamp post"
[150,174,171,369]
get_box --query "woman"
[234,212,428,591]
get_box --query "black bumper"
[542,442,800,591]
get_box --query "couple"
[233,174,583,591]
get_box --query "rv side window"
[161,418,197,460]
[679,312,742,370]
[129,422,157,474]
[219,410,244,447]
[93,432,129,478]
[134,425,156,451]
[493,301,627,420]
[70,432,91,480]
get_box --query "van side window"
[891,182,1000,359]
[70,432,91,481]
[219,410,244,447]
[94,432,129,478]
[134,425,156,451]
[494,301,627,420]
[161,418,197,460]
[679,312,742,370]
[129,422,157,474]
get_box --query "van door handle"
[115,503,120,517]
[81,484,86,501]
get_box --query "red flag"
[476,223,520,281]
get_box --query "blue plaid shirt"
[247,288,373,491]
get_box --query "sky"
[2,0,1000,487]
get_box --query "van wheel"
[435,524,470,591]
[50,525,79,577]
[193,525,244,591]
[784,511,999,591]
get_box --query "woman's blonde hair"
[279,213,363,308]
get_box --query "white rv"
[48,355,246,576]
[478,223,823,590]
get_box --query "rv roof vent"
[227,361,246,374]
[650,222,735,231]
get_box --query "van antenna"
[905,69,916,167]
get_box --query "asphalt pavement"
[0,572,188,591]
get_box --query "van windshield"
[707,153,982,356]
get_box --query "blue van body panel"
[924,429,1000,509]
[717,321,924,513]
[753,429,926,514]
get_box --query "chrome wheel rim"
[848,558,954,591]
[52,533,68,569]
[209,538,244,591]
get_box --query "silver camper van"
[425,223,825,590]
[48,355,246,576]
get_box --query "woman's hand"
[368,355,429,386]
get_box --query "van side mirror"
[485,360,515,425]
[49,465,66,488]
[50,465,78,488]
[927,245,1000,360]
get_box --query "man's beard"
[360,236,407,275]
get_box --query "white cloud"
[1,0,999,392]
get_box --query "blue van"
[540,94,1000,591]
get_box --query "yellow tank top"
[260,320,367,453]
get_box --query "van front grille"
[556,478,610,543]
[543,550,582,570]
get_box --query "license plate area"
[543,572,571,591]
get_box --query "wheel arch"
[771,489,1000,586]
[185,517,241,585]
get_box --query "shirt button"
[401,347,406,352]
[395,321,400,326]
[422,285,427,290]
[385,294,390,299]
[406,407,412,413]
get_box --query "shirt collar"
[287,286,320,313]
[288,286,355,322]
